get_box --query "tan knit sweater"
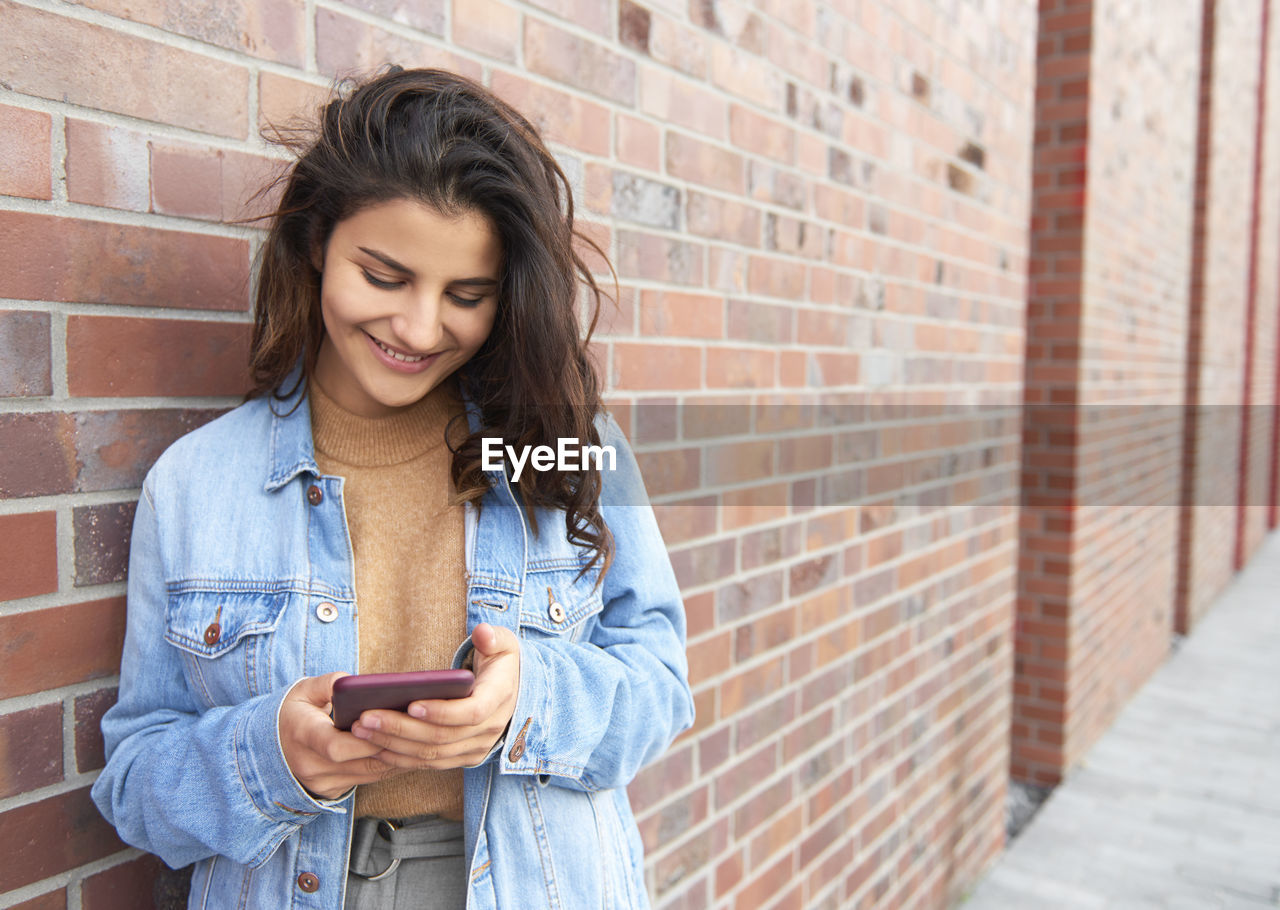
[309,377,467,821]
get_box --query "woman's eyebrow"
[358,246,415,276]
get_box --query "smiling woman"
[313,201,501,417]
[89,67,694,910]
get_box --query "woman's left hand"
[350,622,521,769]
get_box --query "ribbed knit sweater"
[309,377,467,821]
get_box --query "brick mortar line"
[0,299,258,323]
[304,0,317,74]
[0,395,244,415]
[0,578,128,615]
[0,197,264,241]
[0,846,144,910]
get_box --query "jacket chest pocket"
[165,590,291,708]
[519,563,603,644]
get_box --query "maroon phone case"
[331,669,475,730]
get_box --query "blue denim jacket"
[90,376,695,909]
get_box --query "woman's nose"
[393,292,447,352]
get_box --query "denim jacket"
[90,375,695,910]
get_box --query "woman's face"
[313,198,502,417]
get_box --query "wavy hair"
[248,67,614,581]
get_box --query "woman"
[91,67,694,910]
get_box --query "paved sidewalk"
[959,531,1280,909]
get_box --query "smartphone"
[331,669,475,731]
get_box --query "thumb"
[289,671,349,708]
[472,623,517,657]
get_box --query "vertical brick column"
[1014,0,1091,786]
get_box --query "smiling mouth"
[368,334,431,363]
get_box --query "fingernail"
[352,725,371,739]
[409,704,426,719]
[363,715,381,731]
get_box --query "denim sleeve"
[89,480,343,870]
[495,414,696,790]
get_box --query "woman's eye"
[447,293,486,307]
[361,269,403,290]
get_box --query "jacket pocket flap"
[165,590,290,657]
[520,565,603,634]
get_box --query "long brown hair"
[249,67,614,580]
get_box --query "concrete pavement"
[958,531,1280,909]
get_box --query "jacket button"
[203,622,221,645]
[508,740,525,762]
[315,602,338,623]
[548,601,566,624]
[297,871,319,893]
[307,485,323,506]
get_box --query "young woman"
[91,67,694,910]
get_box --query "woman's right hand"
[279,672,401,800]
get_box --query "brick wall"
[0,1,1037,908]
[1177,0,1266,633]
[3,0,1278,908]
[1015,0,1278,788]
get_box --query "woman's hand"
[279,672,402,799]
[349,623,521,769]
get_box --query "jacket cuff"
[496,641,583,781]
[237,681,350,824]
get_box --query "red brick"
[707,347,776,388]
[686,191,761,246]
[258,71,331,134]
[666,132,745,194]
[74,502,137,587]
[0,413,75,498]
[0,703,63,799]
[0,787,125,892]
[78,0,305,65]
[619,0,651,52]
[67,316,251,398]
[490,71,611,157]
[0,212,250,311]
[75,687,118,774]
[64,119,150,211]
[524,18,636,106]
[344,0,445,34]
[452,0,521,61]
[0,103,52,200]
[0,512,58,601]
[639,290,724,338]
[612,342,702,390]
[524,0,610,36]
[639,64,728,140]
[616,114,662,171]
[648,12,708,79]
[0,598,126,699]
[315,8,479,80]
[615,229,705,286]
[82,854,168,910]
[0,310,52,397]
[731,104,795,164]
[0,2,248,137]
[74,408,226,492]
[726,299,791,344]
[748,254,806,299]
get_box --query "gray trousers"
[345,815,467,910]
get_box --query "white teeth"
[373,337,427,363]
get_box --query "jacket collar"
[264,366,320,493]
